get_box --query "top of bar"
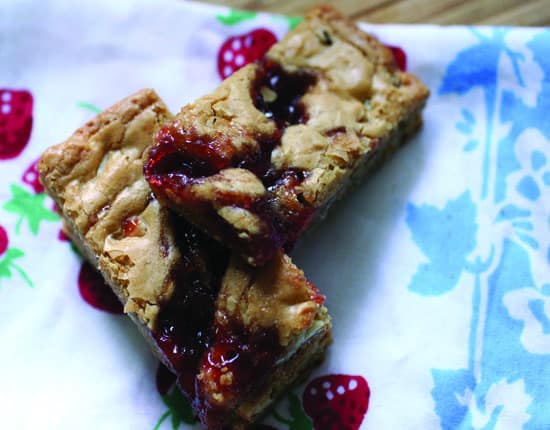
[38,89,330,427]
[38,89,326,338]
[39,89,176,326]
[144,6,429,266]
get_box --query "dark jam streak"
[261,168,315,251]
[251,59,315,129]
[195,323,282,429]
[153,217,229,395]
[152,216,291,429]
[146,60,315,184]
[156,362,177,396]
[121,216,140,237]
[237,60,318,253]
[148,127,235,179]
[144,60,318,265]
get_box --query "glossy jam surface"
[146,60,315,185]
[147,127,235,180]
[195,322,282,429]
[262,168,315,250]
[144,60,318,264]
[152,217,294,428]
[121,216,140,237]
[153,216,229,395]
[252,60,316,128]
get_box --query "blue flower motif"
[504,285,550,354]
[439,29,505,97]
[495,30,550,203]
[407,28,550,430]
[406,192,477,295]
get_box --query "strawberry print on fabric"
[387,45,407,71]
[0,89,33,160]
[0,225,32,287]
[216,9,257,26]
[302,374,370,430]
[270,391,313,430]
[3,184,58,235]
[22,159,45,194]
[153,363,196,430]
[57,229,70,242]
[78,261,123,314]
[217,29,277,79]
[77,101,101,115]
[0,226,7,257]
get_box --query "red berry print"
[0,89,33,160]
[22,158,44,193]
[57,229,70,242]
[302,374,370,430]
[156,362,177,396]
[387,45,407,71]
[0,225,8,257]
[0,224,33,287]
[78,261,123,314]
[153,363,197,428]
[217,28,277,79]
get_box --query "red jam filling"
[121,216,140,237]
[195,323,282,429]
[144,60,318,264]
[152,216,290,429]
[153,216,229,395]
[148,127,235,179]
[252,59,315,128]
[262,168,315,250]
[324,126,347,137]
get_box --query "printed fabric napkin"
[1,0,549,429]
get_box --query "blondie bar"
[144,6,429,265]
[38,89,331,429]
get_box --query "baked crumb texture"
[39,89,175,326]
[144,6,430,266]
[38,89,331,429]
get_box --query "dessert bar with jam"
[144,6,429,266]
[38,89,331,429]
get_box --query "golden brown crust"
[193,251,329,415]
[261,6,429,203]
[39,89,178,328]
[172,64,277,154]
[218,251,323,347]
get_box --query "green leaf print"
[286,16,303,30]
[272,392,313,430]
[216,9,257,26]
[0,247,33,287]
[77,101,102,114]
[153,386,195,430]
[3,184,58,235]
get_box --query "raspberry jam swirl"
[144,60,318,265]
[152,217,323,428]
